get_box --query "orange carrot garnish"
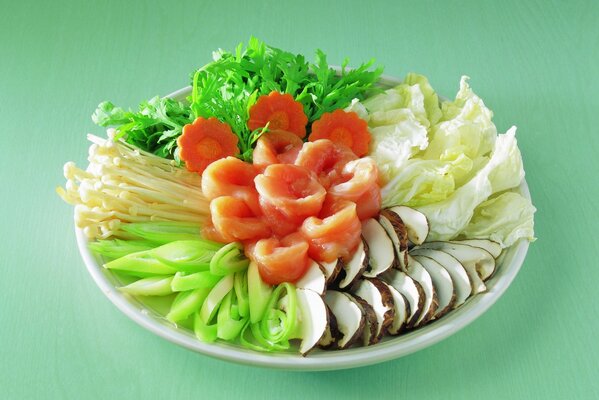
[177,117,239,174]
[308,110,371,157]
[248,92,308,138]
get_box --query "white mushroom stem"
[57,132,209,239]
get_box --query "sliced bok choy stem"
[171,271,222,291]
[166,288,211,323]
[209,242,250,276]
[88,239,157,259]
[119,276,174,296]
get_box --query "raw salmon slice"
[329,157,379,201]
[248,233,310,284]
[294,139,357,189]
[210,196,271,242]
[354,184,382,220]
[255,164,326,236]
[300,197,361,262]
[201,157,258,199]
[253,130,304,168]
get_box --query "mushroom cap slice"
[348,294,379,346]
[380,281,408,335]
[386,206,429,245]
[362,218,397,277]
[452,239,502,259]
[296,288,328,356]
[350,278,395,342]
[337,239,368,289]
[410,248,472,307]
[418,241,496,282]
[411,255,455,318]
[380,269,423,328]
[318,305,341,349]
[405,255,438,326]
[295,260,326,295]
[323,290,365,349]
[378,212,408,269]
[319,259,343,284]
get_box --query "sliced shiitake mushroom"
[418,241,496,283]
[350,278,395,342]
[323,290,365,349]
[345,293,378,346]
[404,255,438,326]
[380,268,423,328]
[295,260,326,295]
[337,239,369,289]
[383,206,429,246]
[378,211,409,269]
[411,255,455,318]
[362,218,397,277]
[319,259,343,285]
[379,280,408,335]
[410,248,472,307]
[296,288,328,356]
[452,239,502,259]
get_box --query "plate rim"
[76,73,531,371]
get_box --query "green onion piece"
[240,322,290,352]
[171,271,222,291]
[259,283,297,344]
[216,291,248,340]
[89,239,157,259]
[248,261,273,323]
[104,251,178,277]
[121,221,216,245]
[199,274,234,323]
[152,240,219,272]
[119,276,174,296]
[209,242,250,276]
[166,288,211,323]
[234,270,250,319]
[194,312,217,342]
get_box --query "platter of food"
[58,38,536,370]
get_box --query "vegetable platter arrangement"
[58,37,535,359]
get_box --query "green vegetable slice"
[259,283,297,344]
[166,288,211,323]
[194,311,218,342]
[247,261,273,323]
[170,271,222,291]
[152,240,220,272]
[104,251,178,277]
[209,242,250,276]
[119,276,174,296]
[121,222,212,245]
[89,239,157,259]
[216,291,248,341]
[233,270,250,319]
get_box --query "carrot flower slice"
[248,92,308,138]
[178,117,239,174]
[308,110,371,157]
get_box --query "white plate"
[76,74,531,371]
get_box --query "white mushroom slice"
[338,240,368,289]
[319,259,342,284]
[452,239,502,259]
[380,269,423,328]
[296,288,328,356]
[362,218,397,277]
[346,294,378,346]
[411,255,455,318]
[378,212,408,268]
[351,278,395,341]
[317,306,339,349]
[419,241,496,281]
[380,281,407,335]
[323,291,365,349]
[410,248,472,307]
[294,260,326,295]
[405,255,438,326]
[386,206,429,245]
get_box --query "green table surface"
[2,1,598,399]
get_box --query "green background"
[1,1,598,399]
